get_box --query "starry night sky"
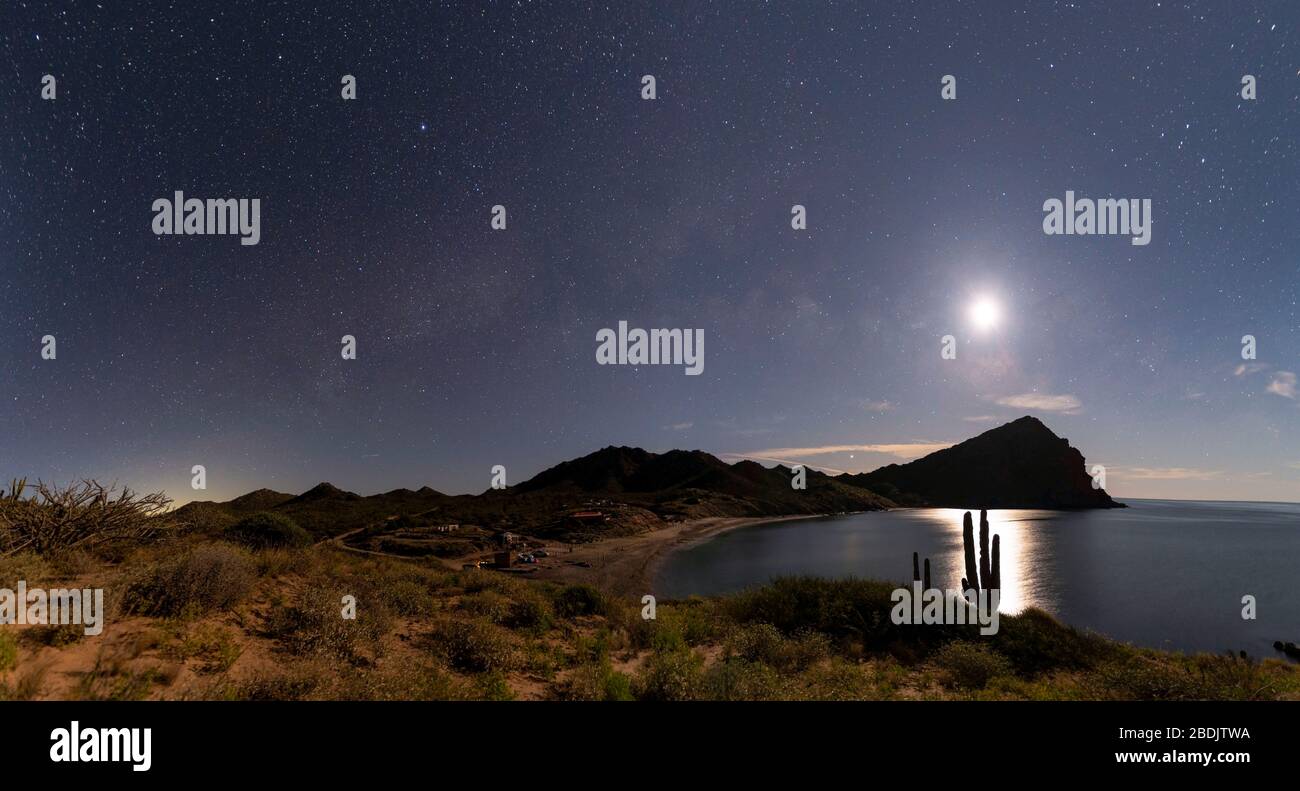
[1,1,1297,503]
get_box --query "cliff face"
[842,416,1122,509]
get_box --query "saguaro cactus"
[962,511,980,593]
[912,551,932,590]
[910,509,1000,593]
[960,509,1000,593]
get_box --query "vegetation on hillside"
[0,485,1294,701]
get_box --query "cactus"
[909,508,1000,594]
[962,511,979,594]
[960,509,1000,593]
[912,551,932,590]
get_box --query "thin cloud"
[1234,362,1269,376]
[663,422,694,430]
[861,400,895,413]
[1115,466,1225,480]
[993,393,1082,413]
[1266,371,1296,399]
[728,442,953,463]
[963,415,998,422]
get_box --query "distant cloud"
[1116,466,1224,480]
[993,393,1082,413]
[726,442,953,467]
[1266,371,1296,399]
[663,422,694,431]
[963,415,998,422]
[861,400,895,413]
[1235,362,1270,376]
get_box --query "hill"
[841,416,1121,509]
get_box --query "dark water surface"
[657,500,1300,656]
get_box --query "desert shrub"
[724,576,905,649]
[633,648,704,701]
[382,578,436,617]
[503,591,553,633]
[727,622,830,672]
[25,622,85,648]
[427,618,518,673]
[266,584,391,664]
[223,512,312,550]
[458,568,523,595]
[0,632,17,671]
[177,503,238,534]
[170,623,242,674]
[703,659,785,700]
[123,543,255,618]
[255,546,317,578]
[555,657,633,701]
[224,671,320,701]
[990,607,1119,676]
[553,584,606,618]
[334,661,470,701]
[933,641,1013,689]
[0,479,177,556]
[0,664,46,700]
[459,590,512,623]
[0,551,52,586]
[475,671,517,701]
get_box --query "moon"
[968,296,1001,332]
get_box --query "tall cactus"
[910,509,1000,594]
[961,511,980,594]
[911,551,933,590]
[960,509,1000,593]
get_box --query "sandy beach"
[529,513,826,598]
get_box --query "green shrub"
[428,619,517,673]
[460,590,512,623]
[991,607,1119,676]
[556,657,633,701]
[123,543,255,618]
[0,632,17,671]
[266,584,391,664]
[633,648,703,701]
[727,622,830,672]
[383,578,435,617]
[504,592,553,633]
[933,641,1013,689]
[224,512,311,550]
[724,576,904,648]
[553,584,606,618]
[703,658,785,700]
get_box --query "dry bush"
[123,543,256,618]
[0,479,178,556]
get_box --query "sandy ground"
[528,514,824,598]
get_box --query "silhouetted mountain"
[513,445,895,516]
[179,417,1116,542]
[225,488,294,512]
[288,482,362,504]
[841,416,1122,509]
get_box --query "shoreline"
[529,512,834,598]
